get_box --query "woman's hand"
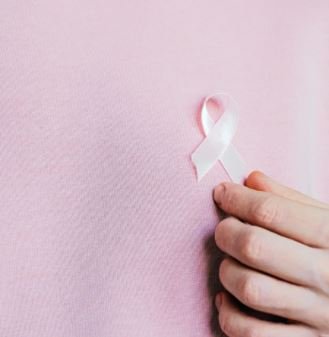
[213,170,329,337]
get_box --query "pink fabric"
[0,1,329,336]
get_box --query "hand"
[213,170,329,337]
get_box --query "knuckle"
[252,196,279,226]
[313,258,325,285]
[313,253,329,293]
[308,248,329,294]
[240,228,263,264]
[320,309,329,325]
[318,222,329,248]
[238,274,260,307]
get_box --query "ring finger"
[219,257,328,327]
[217,292,316,337]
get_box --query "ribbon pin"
[191,92,249,184]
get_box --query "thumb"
[245,170,329,210]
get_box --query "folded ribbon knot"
[191,93,249,184]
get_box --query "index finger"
[246,171,329,210]
[213,182,329,248]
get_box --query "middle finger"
[215,216,321,287]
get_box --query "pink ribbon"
[191,93,250,183]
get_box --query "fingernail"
[215,293,222,311]
[213,183,225,203]
[258,170,271,180]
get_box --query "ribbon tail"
[191,153,209,182]
[191,136,221,182]
[220,144,250,184]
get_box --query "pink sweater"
[0,1,328,336]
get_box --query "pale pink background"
[0,1,329,336]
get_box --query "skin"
[213,170,329,337]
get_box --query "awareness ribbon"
[191,92,249,184]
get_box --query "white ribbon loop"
[191,93,249,184]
